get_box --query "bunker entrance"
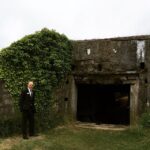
[77,84,130,125]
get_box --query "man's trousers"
[22,110,35,138]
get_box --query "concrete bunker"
[70,37,146,126]
[0,35,149,127]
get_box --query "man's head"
[27,81,34,90]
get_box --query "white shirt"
[28,88,32,96]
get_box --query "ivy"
[0,28,72,127]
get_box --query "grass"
[1,125,150,150]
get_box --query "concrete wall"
[0,80,14,118]
[145,40,150,107]
[72,38,145,74]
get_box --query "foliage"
[0,28,72,128]
[0,115,21,137]
[139,108,150,128]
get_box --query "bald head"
[27,81,34,90]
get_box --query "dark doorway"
[77,84,130,125]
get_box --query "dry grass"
[0,137,21,150]
[0,135,45,150]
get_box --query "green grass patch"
[3,126,150,150]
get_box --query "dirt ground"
[75,122,128,131]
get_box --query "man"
[19,81,36,139]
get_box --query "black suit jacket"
[19,88,36,113]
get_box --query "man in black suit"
[19,81,36,139]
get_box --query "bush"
[0,28,72,130]
[139,109,150,128]
[0,115,21,137]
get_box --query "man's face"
[28,82,34,90]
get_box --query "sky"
[0,0,150,49]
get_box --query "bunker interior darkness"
[77,84,130,125]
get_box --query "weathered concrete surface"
[72,39,143,74]
[0,80,14,118]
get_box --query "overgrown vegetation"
[0,115,21,137]
[139,108,150,128]
[0,28,72,133]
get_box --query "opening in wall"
[77,84,130,125]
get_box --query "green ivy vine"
[0,28,72,124]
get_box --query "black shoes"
[23,136,29,139]
[29,134,38,137]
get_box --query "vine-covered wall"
[0,28,72,129]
